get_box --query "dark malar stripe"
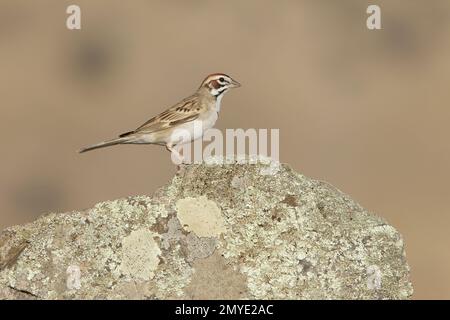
[214,87,227,98]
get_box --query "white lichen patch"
[176,196,227,237]
[119,229,161,281]
[66,265,81,290]
[259,160,281,176]
[231,175,245,189]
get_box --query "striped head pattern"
[200,73,241,97]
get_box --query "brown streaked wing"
[132,95,203,134]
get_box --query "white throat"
[215,94,224,113]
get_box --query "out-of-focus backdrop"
[0,0,449,299]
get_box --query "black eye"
[219,77,225,82]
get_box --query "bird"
[79,73,241,163]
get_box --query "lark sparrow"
[79,73,241,162]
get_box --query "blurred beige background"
[1,0,449,299]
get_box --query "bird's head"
[200,73,241,97]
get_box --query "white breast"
[167,112,218,146]
[163,96,222,146]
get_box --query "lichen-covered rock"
[0,158,413,299]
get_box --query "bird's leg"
[166,144,184,167]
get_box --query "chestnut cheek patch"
[210,80,221,89]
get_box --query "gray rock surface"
[0,158,413,299]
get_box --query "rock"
[0,158,413,299]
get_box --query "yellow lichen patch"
[120,229,161,281]
[176,196,226,237]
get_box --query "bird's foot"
[166,145,185,167]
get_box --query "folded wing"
[120,95,203,137]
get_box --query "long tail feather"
[78,137,129,153]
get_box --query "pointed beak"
[230,79,241,88]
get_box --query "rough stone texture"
[0,158,413,299]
